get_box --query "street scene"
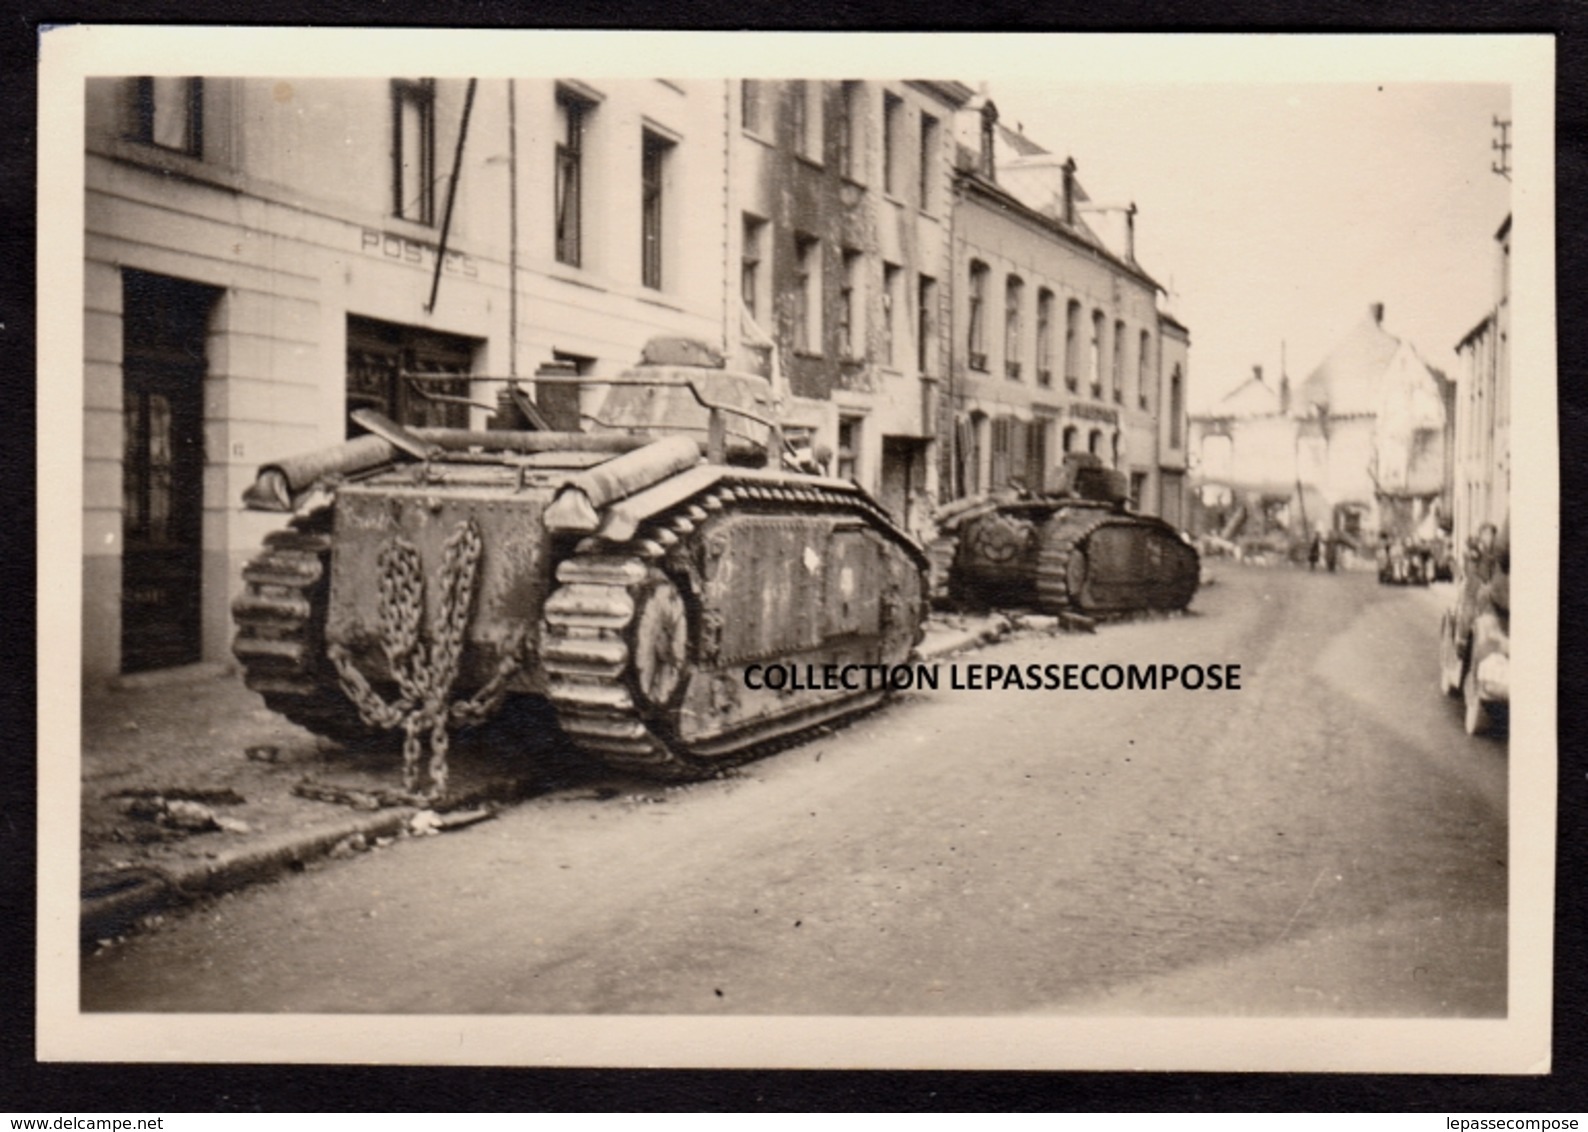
[81,562,1506,1017]
[42,34,1551,1072]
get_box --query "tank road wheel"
[1438,611,1465,698]
[1463,663,1495,737]
[630,573,689,710]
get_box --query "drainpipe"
[507,79,518,379]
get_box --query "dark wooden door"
[121,272,214,672]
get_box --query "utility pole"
[1491,116,1512,181]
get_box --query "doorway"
[120,270,218,673]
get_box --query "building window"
[742,215,767,322]
[794,234,822,354]
[1112,432,1123,469]
[1090,310,1105,398]
[554,88,592,267]
[882,262,901,368]
[1004,276,1024,380]
[1169,364,1184,448]
[980,102,997,179]
[1065,299,1082,392]
[837,81,863,181]
[1062,425,1078,454]
[641,130,672,290]
[918,112,939,211]
[837,415,862,481]
[1036,289,1055,387]
[133,77,203,156]
[741,79,763,133]
[840,248,863,359]
[793,81,823,163]
[1138,330,1151,409]
[393,79,436,225]
[1113,320,1126,403]
[883,91,904,196]
[1088,429,1103,456]
[917,274,937,374]
[1130,471,1148,510]
[968,261,989,371]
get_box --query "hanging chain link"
[329,516,524,801]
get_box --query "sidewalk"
[79,611,1017,942]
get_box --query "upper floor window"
[840,248,864,359]
[837,81,863,181]
[1036,289,1055,387]
[1112,320,1126,403]
[741,79,763,133]
[133,77,203,156]
[392,79,436,225]
[742,214,768,322]
[1138,330,1152,409]
[967,261,989,371]
[1169,364,1185,449]
[1004,276,1024,380]
[1090,310,1105,398]
[918,274,937,375]
[1065,299,1082,392]
[641,130,673,290]
[918,112,939,211]
[794,234,822,354]
[554,87,594,267]
[883,91,904,196]
[793,81,823,163]
[881,262,901,368]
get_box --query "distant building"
[942,97,1188,520]
[1451,214,1511,551]
[1189,303,1453,549]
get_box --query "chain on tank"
[328,515,523,800]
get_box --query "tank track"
[232,516,370,745]
[540,480,924,781]
[1034,507,1198,616]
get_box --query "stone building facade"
[86,76,728,678]
[1451,215,1511,552]
[943,100,1187,522]
[727,79,972,537]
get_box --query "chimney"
[1253,364,1264,387]
[1279,373,1291,414]
[1125,202,1137,263]
[1061,157,1077,225]
[1370,302,1385,325]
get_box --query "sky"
[988,81,1513,411]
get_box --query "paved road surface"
[81,563,1507,1016]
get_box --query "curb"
[81,809,414,943]
[917,616,1012,662]
[84,621,1010,941]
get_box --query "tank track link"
[540,480,922,781]
[232,517,369,745]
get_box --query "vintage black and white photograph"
[37,29,1556,1072]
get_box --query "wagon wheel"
[630,573,690,711]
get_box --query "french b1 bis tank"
[232,340,926,794]
[931,454,1199,617]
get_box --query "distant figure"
[1308,532,1322,571]
[1324,532,1340,573]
